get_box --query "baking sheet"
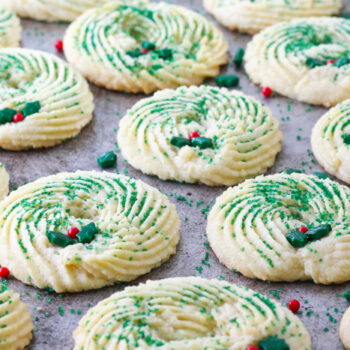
[1,1,350,348]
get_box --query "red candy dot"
[13,113,24,123]
[55,40,64,52]
[246,346,260,350]
[298,226,308,233]
[288,299,300,313]
[0,267,10,279]
[261,87,272,97]
[326,59,336,65]
[141,48,150,54]
[189,131,200,141]
[68,227,80,239]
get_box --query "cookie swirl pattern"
[0,171,180,293]
[117,86,282,186]
[207,173,350,284]
[64,2,228,94]
[0,8,21,47]
[1,0,109,22]
[0,281,33,350]
[73,277,311,350]
[204,0,342,34]
[312,99,350,184]
[0,48,94,150]
[245,17,350,107]
[0,164,9,201]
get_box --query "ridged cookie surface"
[245,17,350,107]
[0,164,9,200]
[204,0,342,34]
[0,48,94,150]
[0,8,21,47]
[1,0,109,22]
[340,306,350,350]
[0,281,33,350]
[207,172,350,284]
[0,171,180,293]
[312,99,350,184]
[118,86,282,186]
[73,277,311,350]
[64,1,228,94]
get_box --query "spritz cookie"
[73,277,311,350]
[0,48,94,150]
[0,164,9,200]
[0,171,180,293]
[207,172,350,284]
[340,306,350,350]
[1,0,109,22]
[64,1,228,94]
[0,8,21,47]
[245,17,350,107]
[118,86,282,186]
[204,0,342,34]
[0,280,33,350]
[311,99,350,184]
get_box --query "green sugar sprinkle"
[22,101,41,117]
[258,336,290,350]
[46,231,76,248]
[215,74,239,87]
[233,48,245,67]
[98,151,117,169]
[0,108,16,125]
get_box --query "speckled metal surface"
[1,1,350,349]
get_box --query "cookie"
[340,306,350,350]
[204,0,342,34]
[0,164,9,200]
[0,8,21,47]
[1,0,109,22]
[0,280,33,350]
[117,86,282,186]
[245,17,350,107]
[0,48,94,150]
[73,277,311,349]
[311,99,350,184]
[0,171,180,293]
[207,172,350,284]
[64,2,228,94]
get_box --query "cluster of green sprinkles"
[306,56,350,69]
[170,136,214,149]
[126,40,173,61]
[0,101,41,125]
[287,224,332,248]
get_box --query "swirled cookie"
[117,86,282,186]
[64,2,228,94]
[1,0,109,22]
[73,277,311,350]
[0,171,180,293]
[0,280,33,350]
[207,172,350,284]
[245,17,350,107]
[0,164,9,201]
[0,48,94,150]
[311,99,350,184]
[204,0,342,34]
[0,8,21,47]
[340,306,350,350]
